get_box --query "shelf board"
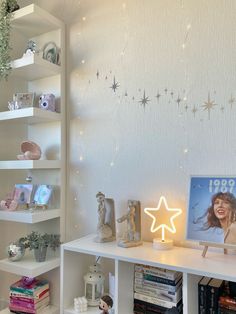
[0,305,59,314]
[0,208,60,223]
[0,254,60,277]
[63,234,236,282]
[12,4,63,37]
[64,307,97,314]
[11,55,61,80]
[0,108,61,124]
[0,160,61,170]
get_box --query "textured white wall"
[20,0,236,245]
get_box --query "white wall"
[20,0,236,245]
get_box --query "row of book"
[198,276,236,314]
[133,264,183,314]
[9,277,50,314]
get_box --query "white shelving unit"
[0,255,60,277]
[0,208,60,223]
[61,234,236,314]
[0,4,65,314]
[0,305,58,314]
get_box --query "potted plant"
[0,0,20,80]
[26,231,50,262]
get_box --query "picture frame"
[14,184,33,206]
[33,185,53,206]
[186,176,236,246]
[13,92,35,108]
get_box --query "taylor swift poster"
[187,176,236,245]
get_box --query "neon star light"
[144,196,182,249]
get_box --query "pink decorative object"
[17,141,41,160]
[0,198,18,211]
[0,189,18,211]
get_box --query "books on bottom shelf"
[133,298,183,314]
[133,264,183,313]
[9,277,50,314]
[197,276,235,314]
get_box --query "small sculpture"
[94,192,116,243]
[23,40,37,57]
[99,295,113,314]
[17,141,41,160]
[117,200,143,248]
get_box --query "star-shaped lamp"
[144,196,182,250]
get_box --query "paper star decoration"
[139,90,150,108]
[144,196,182,241]
[202,92,217,119]
[110,76,119,92]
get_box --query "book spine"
[134,292,178,309]
[143,274,179,286]
[135,264,180,281]
[208,284,222,313]
[134,285,182,303]
[10,284,49,297]
[141,279,182,292]
[198,281,208,312]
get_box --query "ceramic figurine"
[117,200,143,248]
[99,295,113,314]
[94,192,116,243]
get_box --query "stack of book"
[198,276,224,314]
[9,277,50,314]
[133,264,183,314]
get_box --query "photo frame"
[186,176,236,246]
[14,184,33,206]
[33,185,53,206]
[13,92,35,108]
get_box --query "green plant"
[48,234,61,251]
[0,0,19,80]
[24,231,61,251]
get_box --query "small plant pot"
[34,247,47,262]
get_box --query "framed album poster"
[186,176,236,245]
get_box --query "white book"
[134,292,180,309]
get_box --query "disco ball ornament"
[7,242,25,261]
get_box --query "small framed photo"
[13,92,35,108]
[186,176,236,245]
[14,184,33,205]
[33,185,53,206]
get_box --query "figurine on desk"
[99,295,113,314]
[117,200,142,248]
[94,192,116,243]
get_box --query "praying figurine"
[117,200,143,248]
[99,295,113,314]
[94,192,116,243]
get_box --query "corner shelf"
[12,3,63,37]
[11,55,61,80]
[0,208,60,223]
[0,305,59,314]
[0,108,61,124]
[0,160,61,169]
[0,255,60,277]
